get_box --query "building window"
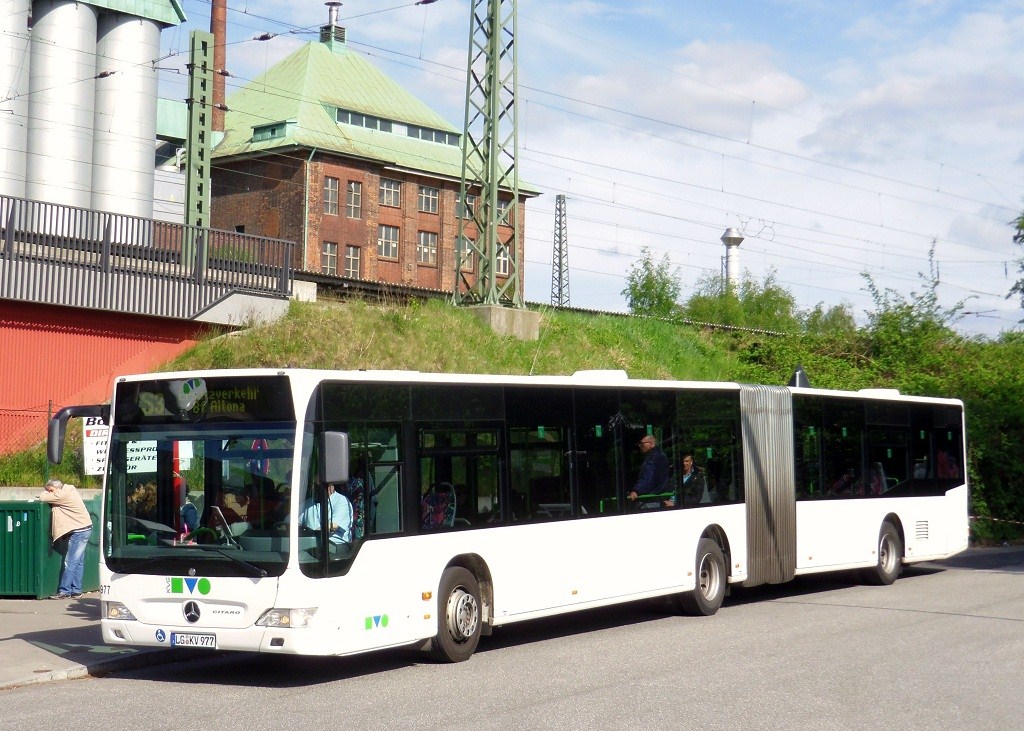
[346,181,362,219]
[457,236,475,271]
[496,244,510,276]
[456,192,476,219]
[418,185,439,214]
[324,177,339,215]
[344,245,360,278]
[497,199,512,225]
[417,231,438,265]
[379,178,401,208]
[378,225,399,259]
[321,241,338,275]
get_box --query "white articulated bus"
[48,369,969,662]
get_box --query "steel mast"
[455,0,522,307]
[550,194,569,306]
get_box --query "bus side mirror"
[320,431,350,485]
[47,404,107,465]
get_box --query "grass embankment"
[1,299,742,487]
[168,299,739,379]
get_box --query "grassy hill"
[5,297,1023,542]
[165,299,742,381]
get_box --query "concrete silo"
[25,0,99,209]
[92,12,161,218]
[0,0,32,199]
[4,0,184,220]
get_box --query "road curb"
[0,648,214,691]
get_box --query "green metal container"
[0,495,101,599]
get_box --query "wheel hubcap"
[880,535,895,573]
[445,586,479,643]
[698,554,721,600]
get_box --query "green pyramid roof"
[84,0,185,26]
[214,39,465,180]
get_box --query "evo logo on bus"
[167,577,212,595]
[365,614,389,630]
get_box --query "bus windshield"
[104,375,297,577]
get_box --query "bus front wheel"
[429,567,482,662]
[864,521,903,585]
[675,538,726,616]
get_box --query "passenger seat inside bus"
[421,484,456,530]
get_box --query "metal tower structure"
[455,0,522,307]
[183,31,214,267]
[550,194,570,306]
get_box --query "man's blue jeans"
[58,528,91,595]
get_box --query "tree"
[680,269,803,332]
[621,247,681,317]
[800,302,856,335]
[1009,209,1024,311]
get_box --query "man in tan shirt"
[39,479,93,600]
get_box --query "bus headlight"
[256,608,317,628]
[102,601,137,621]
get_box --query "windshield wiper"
[191,545,268,578]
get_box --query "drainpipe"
[302,147,317,269]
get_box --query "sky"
[158,0,1024,337]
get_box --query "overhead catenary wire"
[3,4,1020,331]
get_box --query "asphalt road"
[4,547,1023,730]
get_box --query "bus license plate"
[170,632,217,648]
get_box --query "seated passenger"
[244,474,282,529]
[664,453,706,507]
[867,462,886,495]
[127,481,158,521]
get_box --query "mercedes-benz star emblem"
[183,601,201,623]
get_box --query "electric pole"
[550,194,569,306]
[454,0,522,307]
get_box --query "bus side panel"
[794,484,969,575]
[795,500,880,571]
[902,483,969,562]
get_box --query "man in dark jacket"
[628,435,670,505]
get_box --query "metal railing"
[0,194,294,320]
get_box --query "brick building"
[211,23,535,294]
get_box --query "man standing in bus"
[628,435,670,507]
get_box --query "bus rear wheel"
[864,521,903,585]
[429,567,482,662]
[675,538,726,616]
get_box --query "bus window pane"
[320,383,409,421]
[866,427,909,496]
[347,425,403,537]
[866,400,909,426]
[933,405,963,494]
[620,388,676,510]
[793,395,824,500]
[675,390,742,506]
[418,424,499,529]
[573,388,623,516]
[821,398,864,498]
[507,387,572,520]
[412,385,503,421]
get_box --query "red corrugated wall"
[0,301,207,455]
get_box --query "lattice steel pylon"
[454,0,522,307]
[550,194,570,306]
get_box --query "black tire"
[864,521,903,585]
[429,567,482,662]
[675,538,727,616]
